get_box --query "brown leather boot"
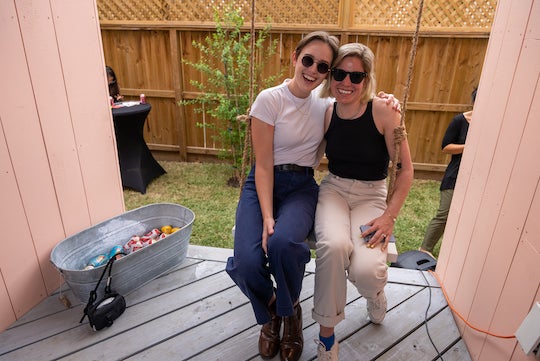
[259,298,281,359]
[280,303,303,361]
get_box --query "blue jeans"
[226,165,317,324]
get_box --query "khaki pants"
[420,189,454,253]
[312,173,389,328]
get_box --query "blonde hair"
[320,43,376,102]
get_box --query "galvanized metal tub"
[50,203,195,303]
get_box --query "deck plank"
[134,274,317,361]
[188,274,359,361]
[338,287,448,360]
[1,259,229,360]
[376,307,469,361]
[8,258,202,329]
[0,246,471,361]
[61,283,244,361]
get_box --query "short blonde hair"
[320,43,376,103]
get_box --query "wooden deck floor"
[0,245,471,361]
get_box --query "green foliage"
[394,179,441,256]
[182,7,280,184]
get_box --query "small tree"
[182,7,279,187]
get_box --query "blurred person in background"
[419,87,477,258]
[106,66,123,102]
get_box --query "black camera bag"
[80,255,126,331]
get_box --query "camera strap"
[80,254,124,323]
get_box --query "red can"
[144,228,161,239]
[140,236,154,246]
[140,94,146,104]
[124,236,143,253]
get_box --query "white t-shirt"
[250,80,332,168]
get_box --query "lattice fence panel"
[98,0,496,31]
[97,0,170,21]
[352,0,497,30]
[166,0,255,22]
[254,0,339,26]
[98,0,340,25]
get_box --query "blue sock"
[319,333,335,350]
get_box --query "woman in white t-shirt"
[226,31,339,361]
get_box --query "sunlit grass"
[124,161,442,257]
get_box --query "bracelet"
[387,213,397,223]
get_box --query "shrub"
[182,7,280,186]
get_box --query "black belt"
[274,164,314,176]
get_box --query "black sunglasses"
[301,55,330,74]
[331,68,368,84]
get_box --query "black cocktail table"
[112,103,165,193]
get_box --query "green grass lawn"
[124,161,442,257]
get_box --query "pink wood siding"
[436,0,540,360]
[0,0,124,331]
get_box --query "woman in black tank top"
[312,43,414,359]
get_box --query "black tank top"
[325,101,389,180]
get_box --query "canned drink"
[108,245,123,260]
[124,236,143,253]
[144,228,161,239]
[87,254,108,268]
[140,236,153,245]
[140,94,146,104]
[146,237,159,245]
[161,225,172,234]
[125,239,144,253]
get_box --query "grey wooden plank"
[130,274,316,361]
[376,307,462,361]
[7,288,82,329]
[0,258,215,356]
[294,282,426,361]
[188,244,318,274]
[59,283,245,361]
[130,293,258,360]
[8,258,202,329]
[187,245,233,262]
[192,280,423,361]
[125,258,215,305]
[337,287,449,360]
[437,339,473,361]
[0,246,472,361]
[0,264,233,360]
[0,303,85,358]
[387,267,439,288]
[192,282,360,361]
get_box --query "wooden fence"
[98,0,496,176]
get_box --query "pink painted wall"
[0,0,124,331]
[436,0,540,360]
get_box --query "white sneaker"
[315,339,339,361]
[366,290,387,324]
